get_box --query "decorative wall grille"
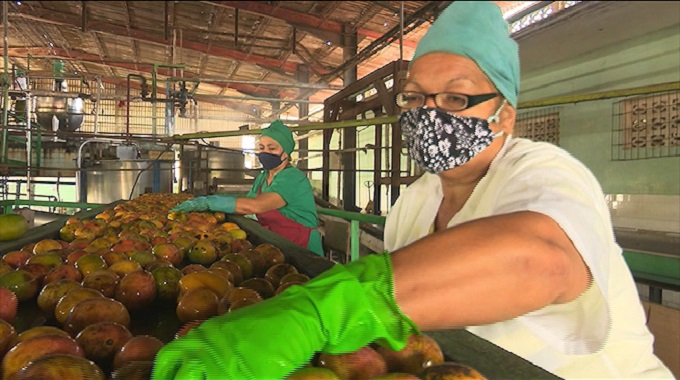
[612,91,679,160]
[510,1,582,34]
[514,107,560,145]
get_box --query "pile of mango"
[0,192,486,379]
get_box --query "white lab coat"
[384,136,673,379]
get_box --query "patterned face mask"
[399,101,505,174]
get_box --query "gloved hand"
[170,194,237,214]
[151,252,418,380]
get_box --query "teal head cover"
[261,120,295,154]
[411,1,520,108]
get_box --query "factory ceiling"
[0,1,542,121]
[1,1,677,124]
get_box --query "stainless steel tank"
[80,159,174,204]
[34,96,84,131]
[180,148,246,192]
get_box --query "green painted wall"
[520,25,680,195]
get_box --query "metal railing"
[316,207,385,262]
[0,199,104,215]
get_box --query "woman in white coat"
[153,2,674,379]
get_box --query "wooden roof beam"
[7,47,276,98]
[212,1,418,48]
[9,6,315,75]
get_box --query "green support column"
[350,220,360,261]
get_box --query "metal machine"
[179,144,252,195]
[77,141,174,204]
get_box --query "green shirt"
[247,166,323,256]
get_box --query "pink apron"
[256,187,312,249]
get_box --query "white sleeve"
[491,147,614,354]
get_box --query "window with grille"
[514,107,560,144]
[612,91,679,160]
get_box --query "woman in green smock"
[171,120,323,256]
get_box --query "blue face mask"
[258,152,284,170]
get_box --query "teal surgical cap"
[261,120,295,155]
[411,1,520,108]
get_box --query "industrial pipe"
[1,0,9,164]
[25,91,32,201]
[13,89,100,99]
[151,63,187,135]
[170,115,399,140]
[192,93,324,104]
[126,74,148,136]
[169,80,680,144]
[167,76,342,90]
[93,76,102,134]
[151,63,186,99]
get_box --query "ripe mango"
[75,321,133,369]
[14,354,105,380]
[112,335,164,370]
[176,287,220,323]
[0,214,28,242]
[265,263,299,288]
[64,297,131,336]
[178,271,233,299]
[14,326,70,344]
[377,334,444,375]
[54,287,104,325]
[114,270,157,312]
[0,287,18,323]
[110,360,154,380]
[1,334,85,380]
[254,243,286,268]
[0,319,16,358]
[0,269,39,302]
[418,362,487,379]
[37,279,82,315]
[318,346,388,380]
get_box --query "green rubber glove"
[151,252,418,380]
[170,194,236,214]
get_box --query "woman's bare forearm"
[391,211,591,330]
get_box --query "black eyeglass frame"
[395,91,499,112]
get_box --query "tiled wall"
[606,194,680,233]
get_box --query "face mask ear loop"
[487,99,507,124]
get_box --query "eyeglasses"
[395,91,499,112]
